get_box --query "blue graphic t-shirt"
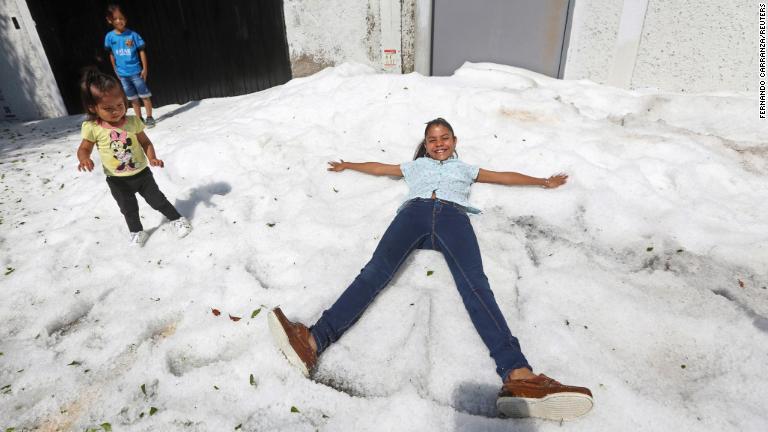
[104,29,145,77]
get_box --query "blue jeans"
[119,74,152,100]
[310,198,531,380]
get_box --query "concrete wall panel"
[632,0,754,92]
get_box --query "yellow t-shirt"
[81,116,148,177]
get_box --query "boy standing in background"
[104,4,156,127]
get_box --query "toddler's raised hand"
[78,158,94,172]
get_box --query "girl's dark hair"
[412,117,457,160]
[105,4,123,20]
[79,67,121,120]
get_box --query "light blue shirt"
[400,157,481,213]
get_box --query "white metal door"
[431,0,573,77]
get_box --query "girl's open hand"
[543,173,568,189]
[149,158,165,168]
[78,158,94,172]
[327,160,346,172]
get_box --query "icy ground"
[1,62,767,431]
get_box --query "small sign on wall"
[380,0,401,73]
[383,48,401,71]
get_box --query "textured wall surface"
[562,0,624,85]
[283,0,382,77]
[0,0,65,119]
[564,0,754,93]
[400,0,416,74]
[632,0,754,92]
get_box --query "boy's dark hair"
[412,117,457,160]
[79,67,121,120]
[105,4,123,20]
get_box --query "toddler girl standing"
[76,68,191,246]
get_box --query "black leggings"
[106,168,181,232]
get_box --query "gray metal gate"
[431,0,574,77]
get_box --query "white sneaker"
[170,217,192,238]
[129,231,149,247]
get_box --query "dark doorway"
[26,0,292,114]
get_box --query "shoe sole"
[267,310,310,377]
[497,392,593,421]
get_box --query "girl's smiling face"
[424,124,457,161]
[90,87,126,125]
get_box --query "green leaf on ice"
[4,267,14,276]
[251,308,261,318]
[141,384,146,396]
[249,374,256,386]
[290,406,300,413]
[101,423,112,431]
[149,407,158,416]
[67,360,81,366]
[426,270,434,276]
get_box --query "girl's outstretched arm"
[327,160,403,177]
[476,169,567,189]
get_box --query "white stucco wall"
[0,0,65,120]
[412,0,432,75]
[562,0,625,85]
[283,0,383,77]
[564,0,754,93]
[632,0,753,92]
[283,0,414,77]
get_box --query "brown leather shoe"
[497,374,593,421]
[267,307,317,377]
